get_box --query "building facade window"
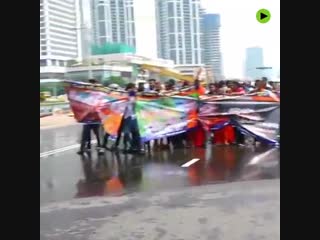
[169,18,175,33]
[99,22,106,36]
[98,6,105,21]
[168,2,174,17]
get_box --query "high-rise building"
[91,0,136,47]
[40,0,82,78]
[155,0,203,65]
[245,47,264,80]
[202,13,222,81]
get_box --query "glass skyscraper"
[40,0,81,68]
[202,13,222,81]
[155,0,203,65]
[91,0,136,47]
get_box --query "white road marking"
[40,140,97,158]
[181,158,200,167]
[248,148,277,165]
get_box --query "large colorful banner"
[199,97,280,144]
[65,81,280,144]
[65,81,128,134]
[97,99,128,137]
[135,96,198,142]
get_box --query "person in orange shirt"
[194,79,206,96]
[187,79,207,147]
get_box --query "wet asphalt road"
[40,125,279,205]
[40,125,280,239]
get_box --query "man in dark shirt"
[77,79,102,155]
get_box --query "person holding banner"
[187,79,207,148]
[228,81,245,95]
[77,79,102,155]
[147,79,156,91]
[123,83,142,153]
[218,81,230,95]
[207,83,219,95]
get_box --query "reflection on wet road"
[40,144,279,205]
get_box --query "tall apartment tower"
[91,0,136,47]
[155,0,203,65]
[245,47,264,79]
[202,13,222,81]
[40,0,81,77]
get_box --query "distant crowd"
[107,77,280,97]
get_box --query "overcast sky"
[83,0,280,78]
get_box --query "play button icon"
[256,9,271,23]
[260,13,268,19]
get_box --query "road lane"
[40,145,280,206]
[40,125,81,153]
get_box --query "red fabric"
[213,125,235,144]
[234,87,245,94]
[188,126,206,147]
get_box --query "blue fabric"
[123,117,139,134]
[128,91,136,97]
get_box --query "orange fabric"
[105,177,124,196]
[251,96,279,102]
[187,109,198,128]
[197,86,206,96]
[103,113,123,136]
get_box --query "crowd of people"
[77,77,280,155]
[109,77,280,97]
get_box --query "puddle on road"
[40,145,280,205]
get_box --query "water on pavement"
[40,143,279,206]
